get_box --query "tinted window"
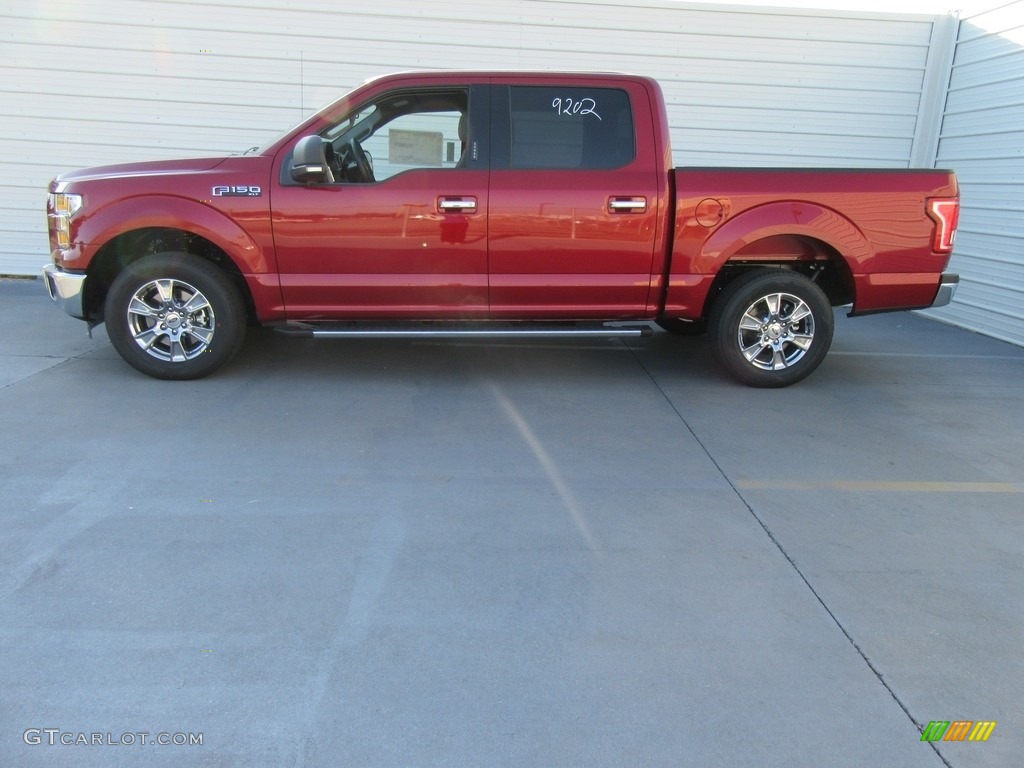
[509,86,634,170]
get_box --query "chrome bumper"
[930,273,959,309]
[42,264,87,319]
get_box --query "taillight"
[927,197,959,254]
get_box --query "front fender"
[66,194,286,321]
[67,195,275,275]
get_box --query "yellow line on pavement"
[737,480,1022,493]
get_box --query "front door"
[272,86,489,319]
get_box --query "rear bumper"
[930,273,959,309]
[42,264,87,319]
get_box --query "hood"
[52,156,230,187]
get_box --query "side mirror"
[289,135,333,184]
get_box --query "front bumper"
[42,264,87,319]
[930,273,959,309]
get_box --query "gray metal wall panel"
[3,0,941,275]
[925,1,1024,346]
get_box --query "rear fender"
[695,201,871,274]
[664,201,871,318]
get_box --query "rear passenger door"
[487,79,661,318]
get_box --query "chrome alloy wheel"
[736,291,815,371]
[126,278,215,362]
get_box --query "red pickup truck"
[43,71,959,387]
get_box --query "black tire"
[655,317,708,336]
[708,269,833,388]
[104,252,246,380]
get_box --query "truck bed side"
[664,168,959,319]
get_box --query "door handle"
[608,197,647,213]
[438,197,477,213]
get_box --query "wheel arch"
[698,234,856,321]
[674,201,868,321]
[76,195,279,324]
[84,227,258,325]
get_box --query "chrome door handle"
[608,197,647,213]
[439,197,477,212]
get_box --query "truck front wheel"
[104,253,246,380]
[709,269,833,387]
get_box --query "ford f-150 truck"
[43,71,960,387]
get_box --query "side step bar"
[274,322,653,339]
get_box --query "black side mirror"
[290,135,333,184]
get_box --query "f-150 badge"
[212,185,262,197]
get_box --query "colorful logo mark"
[921,720,996,742]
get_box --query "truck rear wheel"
[709,269,833,387]
[104,253,246,380]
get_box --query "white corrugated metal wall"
[924,1,1024,346]
[3,1,945,277]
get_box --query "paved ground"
[1,277,1022,767]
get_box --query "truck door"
[487,81,661,318]
[272,85,489,319]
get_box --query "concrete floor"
[1,278,1022,767]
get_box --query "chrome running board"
[274,322,652,339]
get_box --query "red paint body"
[47,72,959,325]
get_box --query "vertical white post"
[910,12,960,168]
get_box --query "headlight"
[47,193,83,250]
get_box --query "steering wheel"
[323,141,343,182]
[346,138,374,183]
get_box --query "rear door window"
[507,86,635,170]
